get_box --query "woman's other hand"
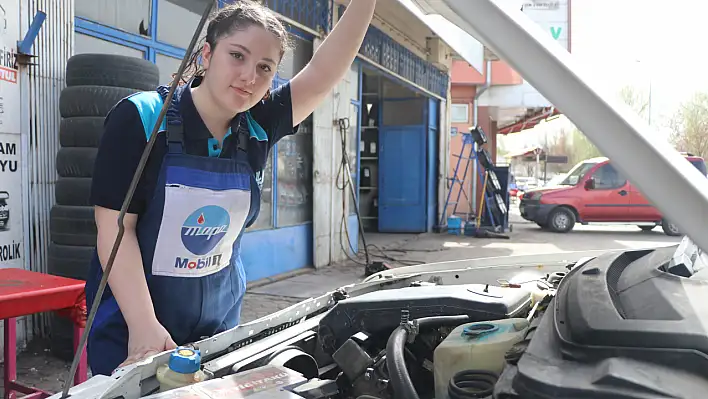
[118,319,178,370]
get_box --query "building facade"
[1,0,490,351]
[446,0,572,218]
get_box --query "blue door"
[427,99,439,231]
[378,125,428,232]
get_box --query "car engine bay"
[125,244,708,399]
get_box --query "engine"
[143,246,708,399]
[142,279,552,399]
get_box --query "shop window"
[451,103,469,123]
[155,53,182,85]
[248,154,274,230]
[75,33,145,58]
[157,0,210,48]
[276,117,313,226]
[76,0,152,37]
[382,98,426,126]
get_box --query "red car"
[519,155,707,235]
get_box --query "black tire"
[50,205,96,247]
[547,207,576,233]
[59,116,105,148]
[639,225,655,232]
[50,314,75,361]
[661,220,681,237]
[60,86,139,118]
[56,147,97,178]
[47,242,94,280]
[66,54,160,91]
[55,177,92,206]
[47,242,94,362]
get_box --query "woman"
[86,0,376,376]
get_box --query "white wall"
[312,35,359,267]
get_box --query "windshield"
[559,162,596,186]
[690,159,707,176]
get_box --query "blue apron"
[85,83,263,376]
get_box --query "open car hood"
[52,248,619,399]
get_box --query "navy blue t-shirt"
[90,78,299,215]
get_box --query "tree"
[567,128,601,166]
[563,85,649,166]
[618,85,650,121]
[542,129,573,174]
[669,91,708,159]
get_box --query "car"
[519,154,706,235]
[51,1,708,399]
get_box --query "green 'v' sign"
[550,26,562,39]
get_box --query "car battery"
[144,365,308,398]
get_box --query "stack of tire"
[49,54,159,360]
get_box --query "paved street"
[2,212,683,395]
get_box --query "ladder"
[440,132,475,224]
[440,132,500,231]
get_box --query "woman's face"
[201,24,281,113]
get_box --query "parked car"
[519,154,707,235]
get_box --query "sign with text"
[522,0,570,52]
[0,133,22,268]
[0,0,20,134]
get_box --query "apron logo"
[181,205,231,256]
[255,170,264,190]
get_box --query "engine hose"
[448,369,499,399]
[386,315,471,399]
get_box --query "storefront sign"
[0,133,22,268]
[0,0,20,134]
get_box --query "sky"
[500,0,708,152]
[570,0,708,116]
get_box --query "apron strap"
[156,85,186,154]
[155,83,250,158]
[234,113,249,155]
[167,123,185,154]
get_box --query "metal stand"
[440,132,501,232]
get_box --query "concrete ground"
[1,211,682,396]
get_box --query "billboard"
[521,0,570,52]
[478,0,571,109]
[0,0,23,269]
[0,133,22,268]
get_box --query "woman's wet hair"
[179,1,294,83]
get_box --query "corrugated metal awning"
[498,107,562,135]
[505,147,544,159]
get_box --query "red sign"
[0,66,17,84]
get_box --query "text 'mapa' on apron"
[84,82,267,376]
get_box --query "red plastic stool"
[0,268,88,399]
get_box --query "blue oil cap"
[168,347,202,374]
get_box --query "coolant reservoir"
[433,318,530,399]
[156,347,208,392]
